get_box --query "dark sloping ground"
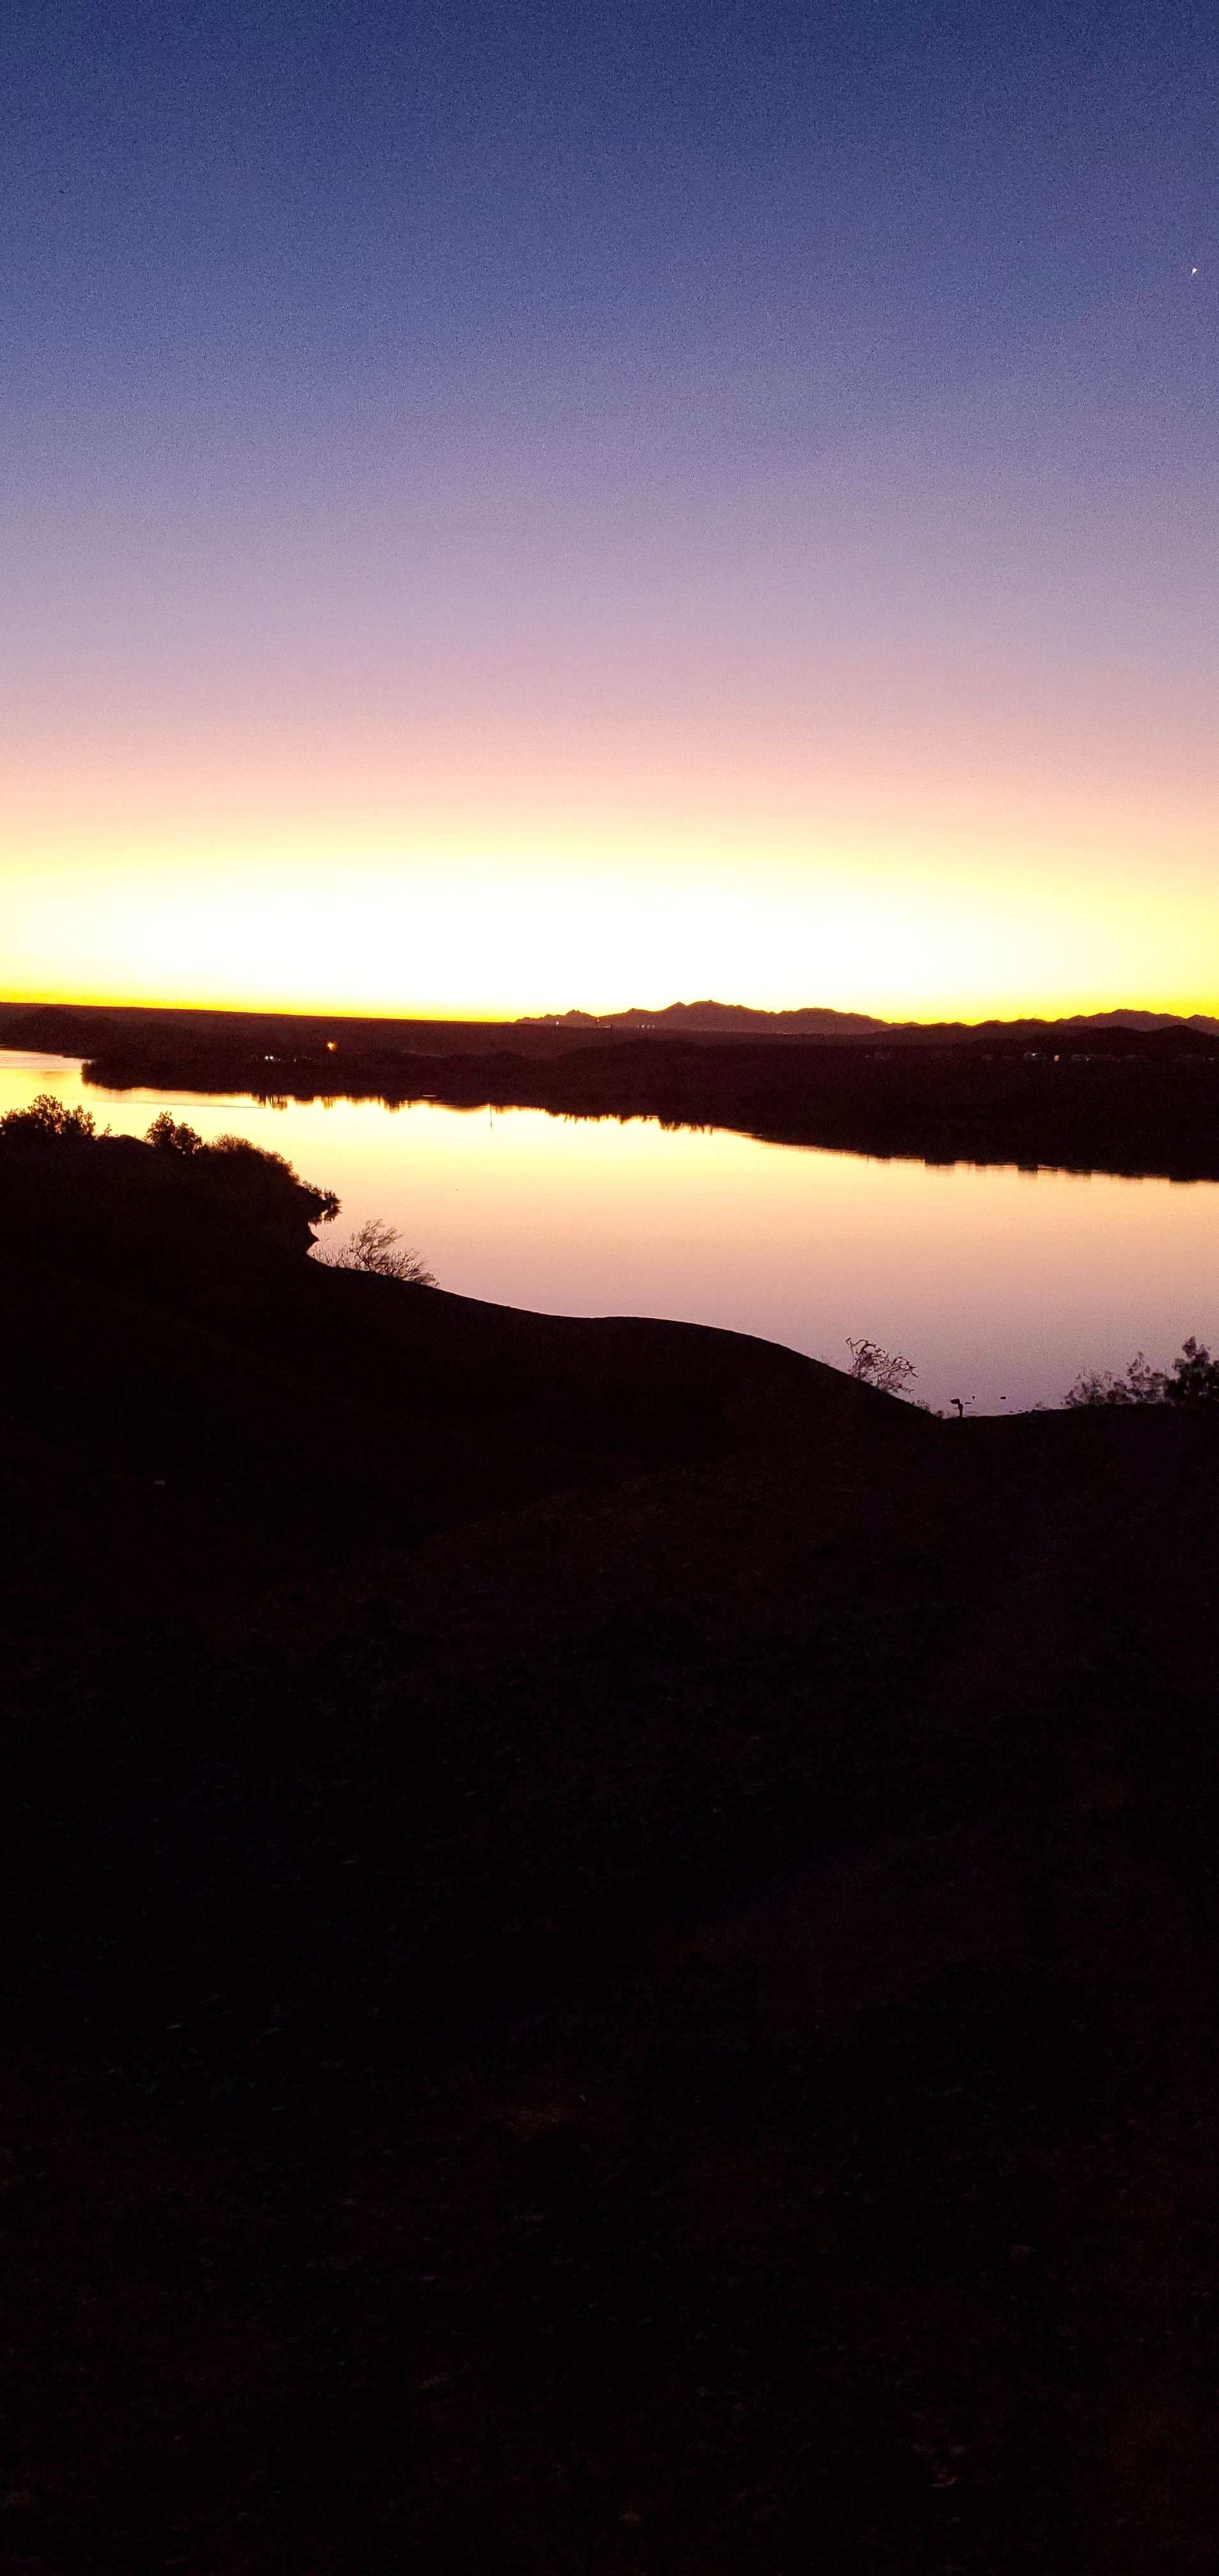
[1,1130,1217,2572]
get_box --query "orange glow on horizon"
[6,661,1217,1024]
[6,832,1218,1027]
[7,239,1217,1034]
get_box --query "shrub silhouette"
[146,1111,204,1155]
[1064,1338,1219,1407]
[1,1094,341,1236]
[845,1336,917,1398]
[0,1091,97,1145]
[315,1216,436,1285]
[205,1131,340,1222]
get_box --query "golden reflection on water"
[4,1051,1218,1414]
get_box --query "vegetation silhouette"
[1065,1335,1219,1407]
[1,1087,98,1143]
[146,1108,204,1154]
[845,1335,918,1398]
[314,1213,437,1285]
[1,1094,341,1218]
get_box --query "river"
[4,1047,1216,1415]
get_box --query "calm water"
[5,1048,1218,1415]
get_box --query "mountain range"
[519,999,1219,1038]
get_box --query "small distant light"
[326,1040,337,1051]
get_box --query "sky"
[3,0,1216,1022]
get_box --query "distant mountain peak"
[517,1000,1219,1039]
[518,999,888,1034]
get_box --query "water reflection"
[4,1050,1216,1414]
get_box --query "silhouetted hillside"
[3,1112,1218,2572]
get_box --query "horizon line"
[4,992,1219,1035]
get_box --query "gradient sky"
[3,0,1216,1020]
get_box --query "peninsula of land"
[5,993,1217,1181]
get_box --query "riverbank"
[3,1117,1217,2570]
[79,1018,1219,1179]
[8,992,1219,1176]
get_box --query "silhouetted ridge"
[517,999,888,1033]
[4,1070,1219,2574]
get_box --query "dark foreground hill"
[3,1121,1218,2572]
